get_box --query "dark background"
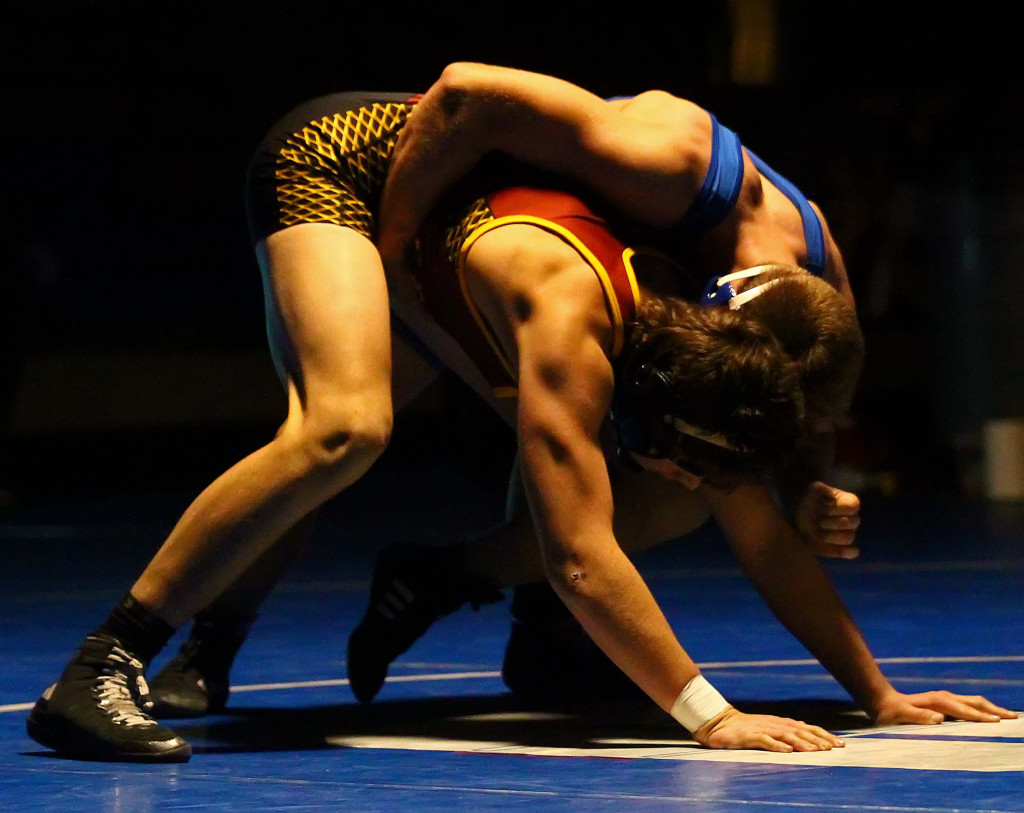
[2,2,1022,506]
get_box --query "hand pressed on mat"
[694,707,846,753]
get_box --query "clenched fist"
[795,481,861,559]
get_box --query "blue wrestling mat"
[2,452,1022,811]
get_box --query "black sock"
[186,610,256,671]
[95,593,176,666]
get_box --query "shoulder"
[610,91,709,125]
[508,238,619,369]
[581,93,714,226]
[467,221,616,351]
[512,252,617,436]
[597,91,711,162]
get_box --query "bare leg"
[146,312,447,717]
[170,321,441,627]
[196,514,314,621]
[24,223,409,761]
[146,513,320,718]
[132,224,395,628]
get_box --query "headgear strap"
[701,265,785,310]
[669,416,740,451]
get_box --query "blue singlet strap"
[675,114,744,238]
[746,150,826,277]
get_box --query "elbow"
[542,554,597,605]
[437,62,491,94]
[434,62,505,125]
[435,62,487,112]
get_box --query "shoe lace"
[93,646,158,728]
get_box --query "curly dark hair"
[616,295,805,487]
[737,264,865,418]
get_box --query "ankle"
[180,611,255,672]
[95,593,176,666]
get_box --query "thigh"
[257,223,392,421]
[609,461,713,552]
[504,450,711,553]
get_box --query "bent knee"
[283,403,393,482]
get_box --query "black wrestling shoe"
[347,543,503,703]
[148,613,250,719]
[501,583,641,705]
[26,633,192,763]
[148,637,230,719]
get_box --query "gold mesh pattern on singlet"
[274,103,413,237]
[443,198,495,265]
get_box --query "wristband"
[670,675,730,732]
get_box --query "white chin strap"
[669,416,740,450]
[716,265,784,310]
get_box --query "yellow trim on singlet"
[456,215,633,390]
[621,246,641,315]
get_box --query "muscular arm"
[515,287,699,713]
[707,484,890,710]
[704,484,1016,724]
[378,62,702,268]
[514,294,854,750]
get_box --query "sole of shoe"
[26,704,193,763]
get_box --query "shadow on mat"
[173,695,868,756]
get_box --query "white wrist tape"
[670,675,730,732]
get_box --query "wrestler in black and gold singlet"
[246,92,421,244]
[245,93,652,396]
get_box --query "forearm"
[379,61,670,258]
[544,539,700,713]
[735,528,892,711]
[514,310,714,717]
[397,62,603,169]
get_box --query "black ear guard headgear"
[609,335,773,482]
